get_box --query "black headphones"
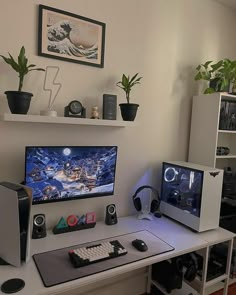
[182,253,198,282]
[132,185,160,214]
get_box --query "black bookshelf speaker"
[32,214,47,239]
[103,94,117,120]
[105,204,118,225]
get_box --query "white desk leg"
[223,238,234,295]
[200,246,210,295]
[146,265,152,294]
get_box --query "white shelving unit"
[216,154,236,159]
[150,238,234,295]
[188,92,236,294]
[188,93,236,170]
[0,113,137,128]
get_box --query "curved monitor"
[25,146,118,205]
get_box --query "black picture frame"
[38,5,106,68]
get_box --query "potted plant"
[194,60,224,94]
[0,46,45,114]
[116,73,142,121]
[195,59,236,94]
[218,58,236,94]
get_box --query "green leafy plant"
[218,59,236,93]
[195,59,236,94]
[194,60,223,94]
[116,73,142,103]
[0,46,45,92]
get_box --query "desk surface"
[0,216,235,295]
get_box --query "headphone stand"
[137,212,153,221]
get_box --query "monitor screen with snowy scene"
[25,146,118,204]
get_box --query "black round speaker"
[32,214,47,239]
[105,204,118,225]
[107,204,116,215]
[34,214,45,226]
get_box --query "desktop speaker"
[0,181,32,267]
[103,94,117,120]
[32,214,47,239]
[105,204,118,225]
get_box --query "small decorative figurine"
[53,212,96,234]
[55,217,68,230]
[66,215,78,227]
[78,214,86,225]
[86,212,96,224]
[90,106,100,119]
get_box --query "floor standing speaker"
[105,204,118,225]
[32,214,47,239]
[103,94,117,120]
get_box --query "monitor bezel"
[24,145,118,205]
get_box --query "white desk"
[0,216,235,295]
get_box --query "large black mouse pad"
[33,230,174,287]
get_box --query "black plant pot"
[119,103,139,121]
[5,91,33,114]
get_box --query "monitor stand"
[137,212,153,221]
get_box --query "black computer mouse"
[132,239,148,252]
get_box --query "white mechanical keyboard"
[68,240,128,268]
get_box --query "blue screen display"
[25,146,117,204]
[161,162,203,217]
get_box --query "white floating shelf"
[218,130,236,134]
[221,93,236,99]
[0,113,136,127]
[216,154,236,159]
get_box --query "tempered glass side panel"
[161,163,203,217]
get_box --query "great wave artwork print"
[38,5,106,68]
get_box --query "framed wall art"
[38,5,106,68]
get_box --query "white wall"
[0,1,236,293]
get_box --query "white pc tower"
[160,161,223,232]
[0,182,32,267]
